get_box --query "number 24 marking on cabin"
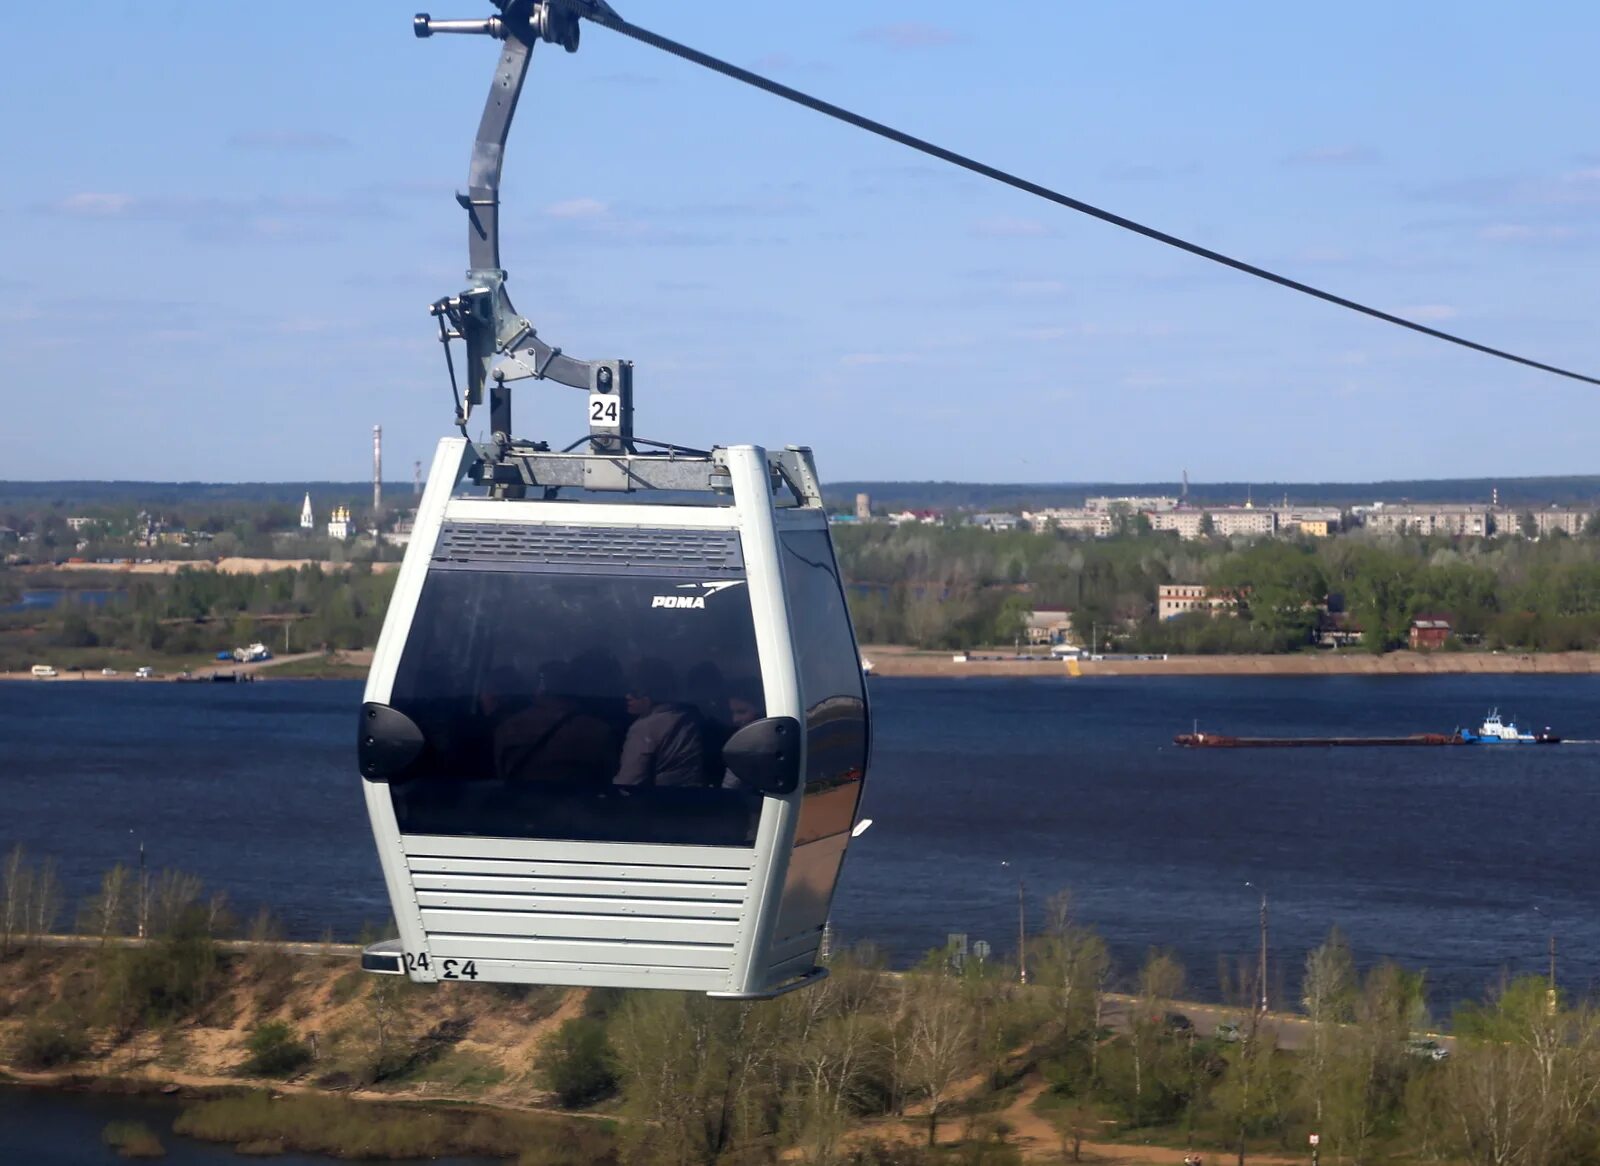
[404,952,478,979]
[589,395,619,424]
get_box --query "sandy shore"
[35,557,398,575]
[863,644,1600,678]
[0,650,374,683]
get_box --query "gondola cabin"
[358,438,870,997]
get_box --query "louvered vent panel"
[433,523,743,574]
[402,835,753,973]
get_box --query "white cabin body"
[359,439,869,997]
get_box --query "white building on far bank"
[327,506,352,540]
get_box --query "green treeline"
[7,850,1600,1165]
[833,524,1600,653]
[0,564,395,670]
[12,523,1600,668]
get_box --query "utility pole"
[1003,861,1027,984]
[136,838,148,941]
[1549,931,1558,1016]
[1017,870,1030,985]
[1535,905,1558,1016]
[1246,881,1268,1013]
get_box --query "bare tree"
[904,972,973,1146]
[81,863,131,944]
[0,845,32,954]
[1322,961,1424,1165]
[148,869,204,936]
[1302,928,1357,1131]
[1442,976,1600,1166]
[28,856,61,940]
[1131,948,1185,1104]
[612,991,780,1166]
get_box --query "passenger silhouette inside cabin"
[720,683,765,790]
[492,660,617,784]
[615,658,707,787]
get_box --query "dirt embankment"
[39,558,400,576]
[0,650,374,683]
[863,644,1600,678]
[0,943,1281,1164]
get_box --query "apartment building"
[1158,584,1241,620]
[1363,505,1489,537]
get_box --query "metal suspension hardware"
[415,0,636,474]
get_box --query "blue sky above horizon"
[3,2,1598,484]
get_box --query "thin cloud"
[592,71,670,87]
[1395,304,1458,322]
[544,197,609,219]
[1294,246,1353,265]
[42,191,383,243]
[1479,223,1580,244]
[1103,160,1202,183]
[1006,279,1068,297]
[652,191,814,220]
[856,23,963,50]
[1282,144,1382,167]
[1412,167,1600,210]
[228,129,351,153]
[974,216,1052,238]
[55,192,134,216]
[840,352,920,366]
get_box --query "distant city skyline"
[2,2,1598,482]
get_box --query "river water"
[0,1087,495,1164]
[3,673,1598,1010]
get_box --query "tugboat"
[1459,709,1560,744]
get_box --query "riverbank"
[863,644,1600,678]
[0,649,374,683]
[0,936,1377,1165]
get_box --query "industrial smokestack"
[373,425,383,513]
[414,459,422,496]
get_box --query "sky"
[2,1,1598,485]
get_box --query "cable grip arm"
[416,0,632,455]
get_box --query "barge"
[1175,731,1464,748]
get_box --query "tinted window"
[780,530,869,845]
[388,567,765,846]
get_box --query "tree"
[536,1016,619,1108]
[243,1020,314,1077]
[904,971,973,1146]
[1441,976,1600,1166]
[1127,949,1186,1121]
[1212,1022,1286,1165]
[1322,961,1426,1164]
[1301,928,1357,1132]
[1519,511,1538,539]
[612,992,779,1165]
[1,845,32,954]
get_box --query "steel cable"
[584,12,1600,388]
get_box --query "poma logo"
[650,580,745,610]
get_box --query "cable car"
[358,3,869,997]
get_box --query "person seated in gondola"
[720,683,765,790]
[493,661,618,784]
[615,658,706,787]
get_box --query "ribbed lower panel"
[402,834,753,975]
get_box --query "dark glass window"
[388,566,765,846]
[779,530,869,845]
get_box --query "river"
[3,673,1597,1008]
[0,1087,496,1164]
